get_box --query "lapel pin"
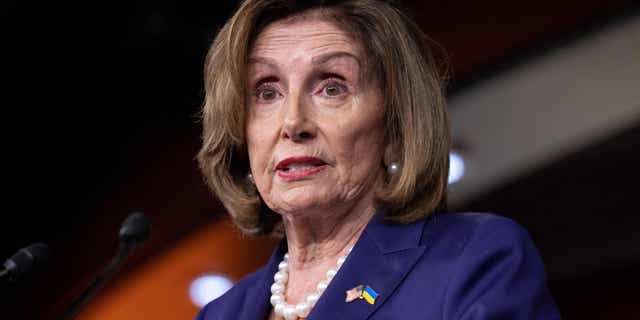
[345,285,364,302]
[345,285,378,305]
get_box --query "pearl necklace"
[270,247,353,320]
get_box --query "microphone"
[62,212,151,320]
[119,212,151,245]
[1,242,51,282]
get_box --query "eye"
[254,83,281,103]
[325,83,345,96]
[319,80,348,97]
[259,88,277,100]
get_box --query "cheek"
[333,116,386,179]
[246,116,275,179]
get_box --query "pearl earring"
[246,172,255,184]
[387,162,401,175]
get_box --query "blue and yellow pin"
[345,285,379,305]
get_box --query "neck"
[275,198,375,308]
[274,174,383,308]
[281,195,375,270]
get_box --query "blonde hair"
[197,0,450,235]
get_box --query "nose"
[281,94,316,142]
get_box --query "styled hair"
[197,0,450,235]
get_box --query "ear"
[383,140,401,167]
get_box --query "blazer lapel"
[307,214,427,320]
[236,241,287,320]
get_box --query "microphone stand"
[61,241,135,320]
[60,211,149,319]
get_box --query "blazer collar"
[237,241,286,320]
[237,213,428,320]
[307,213,428,319]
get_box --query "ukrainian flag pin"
[362,286,379,304]
[345,285,378,305]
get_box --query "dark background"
[1,0,639,318]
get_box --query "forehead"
[249,14,360,64]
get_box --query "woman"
[196,0,560,319]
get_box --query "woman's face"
[246,15,388,217]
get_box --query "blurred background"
[1,0,638,318]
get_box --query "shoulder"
[418,212,545,286]
[425,211,528,237]
[195,267,267,320]
[422,212,545,287]
[421,212,535,256]
[420,212,560,319]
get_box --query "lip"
[276,156,328,181]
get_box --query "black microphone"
[61,212,150,320]
[119,212,151,245]
[1,242,51,282]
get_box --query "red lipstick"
[276,156,328,180]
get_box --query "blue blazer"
[196,213,561,319]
